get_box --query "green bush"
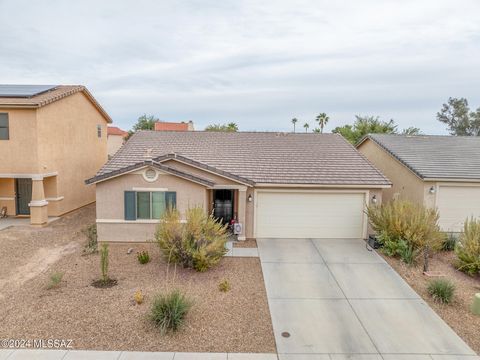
[100,243,110,283]
[455,218,480,276]
[379,232,417,265]
[46,271,64,290]
[367,200,445,271]
[150,289,192,333]
[137,251,150,264]
[82,224,98,254]
[427,279,455,304]
[155,207,228,272]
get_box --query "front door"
[16,178,32,215]
[213,189,234,224]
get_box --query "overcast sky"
[1,0,479,134]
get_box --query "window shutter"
[0,113,9,140]
[124,191,136,220]
[166,192,177,210]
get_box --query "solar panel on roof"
[0,85,58,98]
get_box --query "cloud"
[1,0,479,134]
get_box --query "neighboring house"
[0,84,111,225]
[154,120,194,131]
[357,134,480,232]
[86,131,390,242]
[107,126,128,157]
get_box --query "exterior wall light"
[429,186,436,194]
[248,194,253,202]
[372,195,377,204]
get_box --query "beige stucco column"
[237,189,247,241]
[29,176,48,225]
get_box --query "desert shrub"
[442,233,457,252]
[455,218,480,276]
[150,289,192,333]
[82,224,98,254]
[427,279,455,304]
[397,242,418,265]
[156,207,228,272]
[379,232,417,265]
[137,251,150,264]
[367,200,445,271]
[218,279,231,292]
[46,271,64,290]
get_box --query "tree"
[127,114,158,139]
[291,118,298,133]
[303,123,309,133]
[205,122,238,132]
[315,113,329,133]
[401,127,422,135]
[332,115,421,144]
[437,97,480,136]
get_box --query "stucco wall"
[0,109,39,174]
[96,169,208,242]
[36,92,108,215]
[358,139,424,204]
[107,134,124,157]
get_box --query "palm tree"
[315,113,329,133]
[303,123,309,133]
[291,118,298,133]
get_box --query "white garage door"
[255,191,366,239]
[437,186,480,232]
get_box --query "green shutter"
[124,191,136,220]
[0,113,9,140]
[166,192,177,210]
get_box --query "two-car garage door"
[255,191,366,239]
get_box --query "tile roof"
[154,121,190,131]
[0,85,112,123]
[88,131,391,186]
[107,126,128,137]
[359,134,480,181]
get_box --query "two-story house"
[0,85,111,225]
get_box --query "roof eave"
[85,160,215,187]
[156,153,255,187]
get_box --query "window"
[97,124,102,138]
[124,191,176,220]
[0,113,9,140]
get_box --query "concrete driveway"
[258,238,478,359]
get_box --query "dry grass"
[382,251,480,353]
[0,205,276,353]
[233,239,257,248]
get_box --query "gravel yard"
[0,205,276,353]
[382,251,480,353]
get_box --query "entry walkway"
[258,238,478,359]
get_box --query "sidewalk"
[1,350,278,360]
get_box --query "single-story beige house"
[86,131,391,242]
[357,134,480,232]
[0,84,111,225]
